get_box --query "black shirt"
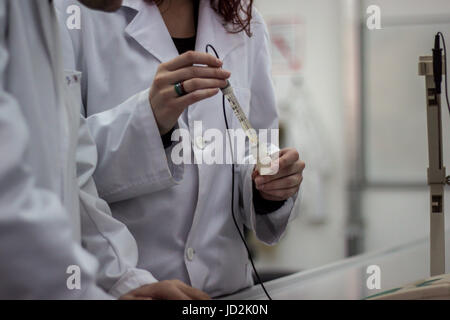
[160,1,198,148]
[172,0,199,54]
[172,36,197,55]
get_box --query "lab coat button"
[186,247,195,261]
[195,136,205,150]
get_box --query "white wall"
[361,0,450,251]
[253,0,450,274]
[251,0,348,271]
[251,0,450,274]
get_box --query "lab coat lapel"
[195,0,246,62]
[188,0,246,120]
[123,0,246,63]
[123,0,179,63]
[36,2,77,127]
[36,1,79,206]
[36,1,61,97]
[39,2,79,126]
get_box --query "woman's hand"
[253,148,305,201]
[120,279,211,300]
[149,51,231,135]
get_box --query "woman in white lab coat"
[57,0,305,297]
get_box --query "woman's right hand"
[149,51,231,135]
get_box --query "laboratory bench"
[223,233,450,300]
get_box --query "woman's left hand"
[253,148,305,201]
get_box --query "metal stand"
[419,55,446,276]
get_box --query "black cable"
[436,32,450,116]
[435,33,450,187]
[206,44,272,300]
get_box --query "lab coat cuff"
[108,268,158,298]
[92,89,184,203]
[242,164,299,245]
[134,89,184,186]
[81,285,115,300]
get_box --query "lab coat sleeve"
[55,6,183,204]
[85,90,183,204]
[0,2,111,299]
[77,115,158,298]
[237,14,300,245]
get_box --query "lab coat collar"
[123,0,246,63]
[195,0,246,61]
[121,0,141,11]
[124,0,179,63]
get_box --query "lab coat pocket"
[61,70,83,163]
[63,70,83,123]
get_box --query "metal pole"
[418,55,446,276]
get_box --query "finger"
[183,78,228,94]
[254,161,304,186]
[165,51,223,71]
[154,287,191,300]
[177,283,211,300]
[174,88,220,109]
[131,282,189,300]
[253,149,300,184]
[256,174,303,192]
[252,169,258,180]
[166,66,230,84]
[260,186,299,201]
[164,78,228,99]
[276,148,300,170]
[165,289,191,300]
[258,190,286,202]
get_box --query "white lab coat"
[57,0,299,297]
[0,0,155,299]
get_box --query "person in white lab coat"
[0,0,208,300]
[57,0,305,297]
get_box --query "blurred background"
[249,0,450,281]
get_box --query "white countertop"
[222,233,450,300]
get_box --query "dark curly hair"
[146,0,254,37]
